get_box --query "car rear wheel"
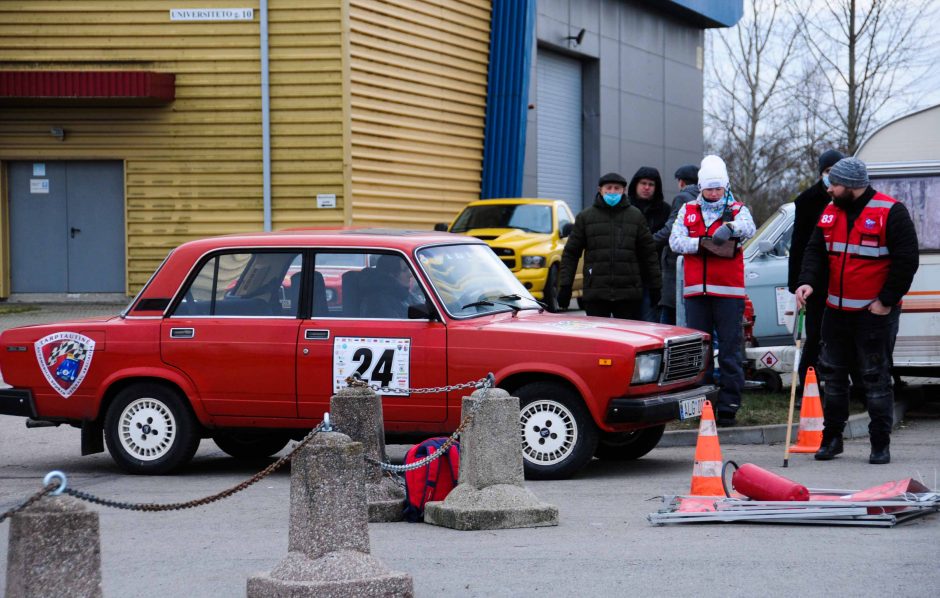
[214,431,291,459]
[104,383,200,475]
[593,425,665,461]
[543,264,560,312]
[517,382,598,480]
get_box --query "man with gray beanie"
[788,149,844,395]
[795,157,919,464]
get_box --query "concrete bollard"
[6,495,104,598]
[247,431,413,598]
[424,388,559,530]
[330,385,405,522]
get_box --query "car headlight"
[631,351,663,384]
[521,256,546,268]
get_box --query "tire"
[751,370,782,393]
[543,264,560,312]
[594,425,665,461]
[517,382,598,480]
[214,432,291,459]
[104,383,200,475]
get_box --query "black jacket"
[798,187,919,307]
[559,193,661,302]
[788,179,831,293]
[656,183,699,308]
[628,167,671,250]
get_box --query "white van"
[743,104,940,376]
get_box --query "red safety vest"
[682,201,745,298]
[817,193,896,310]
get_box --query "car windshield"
[450,204,553,234]
[416,244,536,317]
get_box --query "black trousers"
[582,299,641,320]
[685,295,745,417]
[818,306,900,446]
[798,291,826,390]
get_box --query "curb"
[658,400,907,447]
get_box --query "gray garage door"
[8,161,125,293]
[536,50,583,213]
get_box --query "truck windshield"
[416,244,536,317]
[451,204,553,234]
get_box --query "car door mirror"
[758,239,774,255]
[560,222,573,238]
[433,223,449,232]
[408,301,435,320]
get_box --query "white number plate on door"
[333,337,410,395]
[678,396,705,420]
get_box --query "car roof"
[463,198,561,207]
[175,228,482,253]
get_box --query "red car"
[0,230,715,479]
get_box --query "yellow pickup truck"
[436,198,582,312]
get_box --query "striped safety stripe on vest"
[682,201,746,298]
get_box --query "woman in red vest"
[795,157,919,465]
[669,155,756,427]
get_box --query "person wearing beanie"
[653,164,700,324]
[796,157,919,464]
[627,166,670,321]
[788,148,844,398]
[557,172,661,320]
[669,155,756,426]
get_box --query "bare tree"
[800,0,934,153]
[705,0,803,224]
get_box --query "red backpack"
[403,437,460,522]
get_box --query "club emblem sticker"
[34,332,96,398]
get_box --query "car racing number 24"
[332,337,411,395]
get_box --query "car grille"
[489,247,516,270]
[661,335,707,384]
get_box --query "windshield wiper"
[498,294,546,313]
[460,300,495,310]
[460,298,524,317]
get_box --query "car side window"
[317,251,427,319]
[771,224,794,257]
[173,251,302,317]
[557,204,573,234]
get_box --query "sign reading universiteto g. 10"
[170,8,254,21]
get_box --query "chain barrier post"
[423,386,559,531]
[5,494,103,598]
[247,431,413,597]
[331,382,405,522]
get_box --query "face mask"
[822,174,830,188]
[603,193,622,206]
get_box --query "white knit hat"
[698,155,729,190]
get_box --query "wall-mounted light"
[564,28,586,46]
[50,127,65,141]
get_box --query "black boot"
[869,444,890,465]
[814,435,843,460]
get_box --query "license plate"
[679,396,705,420]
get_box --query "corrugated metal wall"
[0,0,346,293]
[347,0,491,228]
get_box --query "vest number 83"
[820,214,835,224]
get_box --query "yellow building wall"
[0,0,346,294]
[348,0,491,228]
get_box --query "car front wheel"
[516,382,598,480]
[104,383,200,474]
[593,425,665,461]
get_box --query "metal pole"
[783,309,805,467]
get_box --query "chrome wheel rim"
[118,398,176,461]
[520,399,578,466]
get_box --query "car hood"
[463,228,552,248]
[463,311,703,346]
[2,316,118,336]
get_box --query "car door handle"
[169,328,195,339]
[304,329,330,340]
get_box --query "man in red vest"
[795,157,919,464]
[669,155,756,427]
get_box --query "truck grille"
[661,335,707,384]
[489,247,516,270]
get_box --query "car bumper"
[0,388,37,418]
[605,385,719,424]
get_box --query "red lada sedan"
[0,229,715,479]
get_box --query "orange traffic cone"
[690,400,725,496]
[789,367,824,453]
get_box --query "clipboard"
[699,237,737,258]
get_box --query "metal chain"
[364,374,493,473]
[61,422,326,512]
[0,483,58,524]
[344,373,489,396]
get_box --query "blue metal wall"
[480,0,535,199]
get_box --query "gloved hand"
[557,285,572,310]
[711,223,734,246]
[649,287,662,307]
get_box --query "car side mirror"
[560,222,573,238]
[758,239,774,255]
[433,223,449,232]
[408,302,435,320]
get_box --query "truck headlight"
[631,351,663,384]
[521,256,546,268]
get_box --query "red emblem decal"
[34,332,96,398]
